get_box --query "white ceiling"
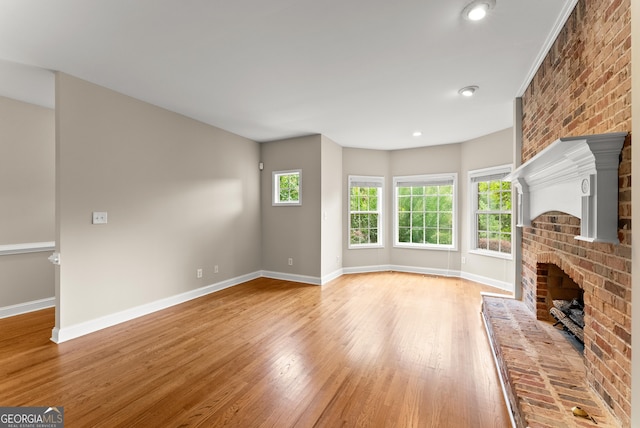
[0,0,576,150]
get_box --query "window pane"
[501,189,511,210]
[398,196,411,211]
[501,214,511,232]
[398,187,411,196]
[439,195,453,211]
[369,195,378,211]
[412,229,424,243]
[439,213,452,228]
[425,212,437,227]
[412,213,424,227]
[439,185,453,195]
[439,230,452,245]
[425,196,438,211]
[412,196,425,212]
[478,232,488,249]
[489,184,501,210]
[425,228,437,244]
[398,212,411,227]
[477,214,487,231]
[399,227,410,242]
[369,228,378,244]
[478,191,489,210]
[500,234,511,253]
[489,214,501,232]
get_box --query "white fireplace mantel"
[505,132,627,244]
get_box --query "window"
[273,169,302,206]
[393,174,456,249]
[349,176,383,248]
[469,165,512,257]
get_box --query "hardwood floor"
[1,272,510,427]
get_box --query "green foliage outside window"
[476,180,511,254]
[397,184,453,246]
[350,186,380,245]
[277,172,300,203]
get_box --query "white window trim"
[273,169,302,206]
[393,173,457,251]
[468,164,513,260]
[348,175,384,249]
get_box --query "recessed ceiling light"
[458,86,479,97]
[412,131,423,137]
[462,0,496,21]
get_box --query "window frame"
[468,164,513,259]
[348,175,384,249]
[393,173,457,251]
[272,169,302,206]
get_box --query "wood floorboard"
[0,272,511,427]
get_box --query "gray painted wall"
[55,73,261,329]
[460,128,515,286]
[260,135,322,277]
[342,148,391,268]
[0,96,55,307]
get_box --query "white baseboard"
[389,264,460,277]
[344,264,513,293]
[460,271,513,291]
[343,264,393,274]
[51,271,261,343]
[0,297,55,319]
[48,266,513,344]
[260,270,321,285]
[321,268,343,285]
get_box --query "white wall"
[320,135,343,280]
[54,73,261,336]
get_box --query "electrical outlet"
[461,257,466,264]
[214,265,219,273]
[288,258,293,266]
[92,211,108,224]
[196,268,203,278]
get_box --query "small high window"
[273,170,302,206]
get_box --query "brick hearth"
[482,295,618,427]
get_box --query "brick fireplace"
[518,0,631,425]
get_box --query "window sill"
[348,244,385,250]
[272,202,302,207]
[468,249,513,260]
[394,243,457,251]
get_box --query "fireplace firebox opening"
[536,262,585,351]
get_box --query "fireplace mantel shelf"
[505,132,627,244]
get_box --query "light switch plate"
[92,212,108,224]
